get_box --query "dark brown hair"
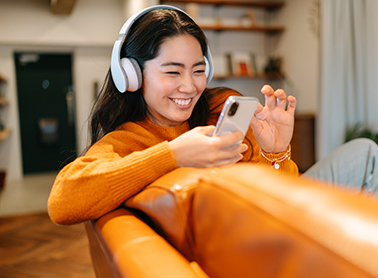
[88,8,211,148]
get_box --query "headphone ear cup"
[203,46,214,84]
[204,56,210,81]
[121,58,143,92]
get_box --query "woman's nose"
[178,74,195,93]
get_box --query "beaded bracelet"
[260,145,291,170]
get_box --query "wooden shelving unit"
[160,0,285,80]
[161,0,285,33]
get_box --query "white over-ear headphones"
[110,5,214,93]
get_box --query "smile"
[170,98,192,106]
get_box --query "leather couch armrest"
[86,208,208,278]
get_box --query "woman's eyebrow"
[160,62,185,68]
[160,60,206,68]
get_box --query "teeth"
[172,98,192,106]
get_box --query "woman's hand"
[250,85,296,153]
[169,126,248,168]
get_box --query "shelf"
[160,0,286,81]
[0,129,11,141]
[161,0,285,10]
[200,24,284,33]
[161,1,285,33]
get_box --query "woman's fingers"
[261,85,276,109]
[287,95,297,116]
[207,130,248,166]
[170,127,248,168]
[199,125,216,136]
[215,130,244,147]
[275,89,287,110]
[214,143,247,167]
[261,85,296,114]
[262,85,288,111]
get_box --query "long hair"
[88,8,211,148]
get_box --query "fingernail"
[238,154,244,161]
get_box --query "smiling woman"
[48,5,298,226]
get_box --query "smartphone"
[213,96,259,144]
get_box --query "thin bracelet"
[260,145,291,170]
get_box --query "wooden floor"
[0,212,96,278]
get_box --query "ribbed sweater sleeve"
[48,123,181,225]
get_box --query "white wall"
[365,0,378,131]
[0,0,124,46]
[274,0,319,114]
[0,0,318,181]
[73,47,112,152]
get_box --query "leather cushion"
[125,163,378,277]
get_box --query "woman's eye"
[194,70,205,74]
[166,71,179,75]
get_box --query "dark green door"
[14,53,77,174]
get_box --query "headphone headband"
[111,5,214,93]
[119,5,177,37]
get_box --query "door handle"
[66,88,74,126]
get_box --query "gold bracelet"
[260,145,291,170]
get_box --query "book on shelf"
[228,52,255,77]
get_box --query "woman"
[47,6,298,225]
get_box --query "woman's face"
[142,34,207,126]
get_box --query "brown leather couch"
[85,163,378,278]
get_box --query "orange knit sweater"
[48,89,298,225]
